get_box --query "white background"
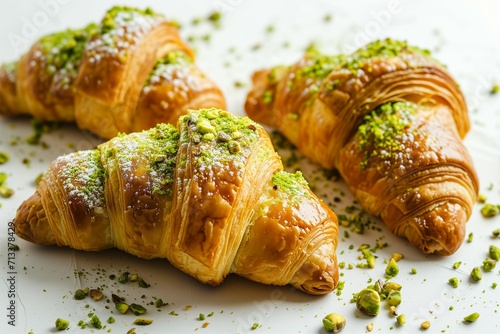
[0,0,500,333]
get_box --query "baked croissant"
[0,6,225,139]
[245,39,479,255]
[13,108,339,295]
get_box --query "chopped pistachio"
[448,277,459,288]
[356,289,380,316]
[199,313,206,321]
[366,322,374,332]
[74,288,88,300]
[115,302,129,314]
[410,268,417,274]
[470,267,482,281]
[489,245,500,260]
[481,204,500,217]
[389,305,397,316]
[251,323,260,330]
[130,303,147,316]
[362,249,376,268]
[0,152,9,164]
[396,314,406,325]
[0,185,14,198]
[467,232,473,243]
[453,261,462,269]
[463,312,480,322]
[89,289,103,301]
[322,313,346,332]
[492,282,498,289]
[477,193,487,203]
[118,271,130,283]
[129,273,139,282]
[391,253,404,262]
[492,229,500,238]
[134,318,153,326]
[107,317,115,324]
[491,84,499,94]
[385,258,399,277]
[55,318,70,330]
[138,277,150,288]
[155,298,168,308]
[420,320,431,329]
[482,259,496,272]
[90,315,102,329]
[386,291,402,306]
[382,282,402,296]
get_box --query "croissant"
[13,108,339,295]
[245,39,479,255]
[0,6,225,139]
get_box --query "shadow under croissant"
[12,108,340,295]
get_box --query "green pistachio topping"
[100,6,159,35]
[145,50,193,86]
[39,23,98,79]
[181,108,262,169]
[358,101,416,170]
[1,61,18,74]
[271,171,310,199]
[343,38,431,73]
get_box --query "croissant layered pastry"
[13,108,339,295]
[0,6,225,139]
[245,39,479,255]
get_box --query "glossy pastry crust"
[245,39,479,255]
[0,7,225,139]
[14,108,339,295]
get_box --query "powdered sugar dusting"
[85,10,163,64]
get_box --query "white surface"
[1,0,500,333]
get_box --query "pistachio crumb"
[420,320,431,329]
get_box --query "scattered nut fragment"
[387,291,402,306]
[489,245,500,260]
[89,288,103,301]
[130,303,147,316]
[74,288,88,300]
[322,313,346,333]
[482,259,496,272]
[55,318,70,330]
[356,289,380,316]
[420,320,431,329]
[385,258,399,277]
[396,314,406,325]
[391,253,404,262]
[366,322,374,332]
[470,267,482,281]
[448,277,459,288]
[463,312,480,322]
[134,318,153,326]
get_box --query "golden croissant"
[0,6,225,139]
[245,39,479,255]
[13,108,339,295]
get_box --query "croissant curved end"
[13,191,56,246]
[402,202,467,256]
